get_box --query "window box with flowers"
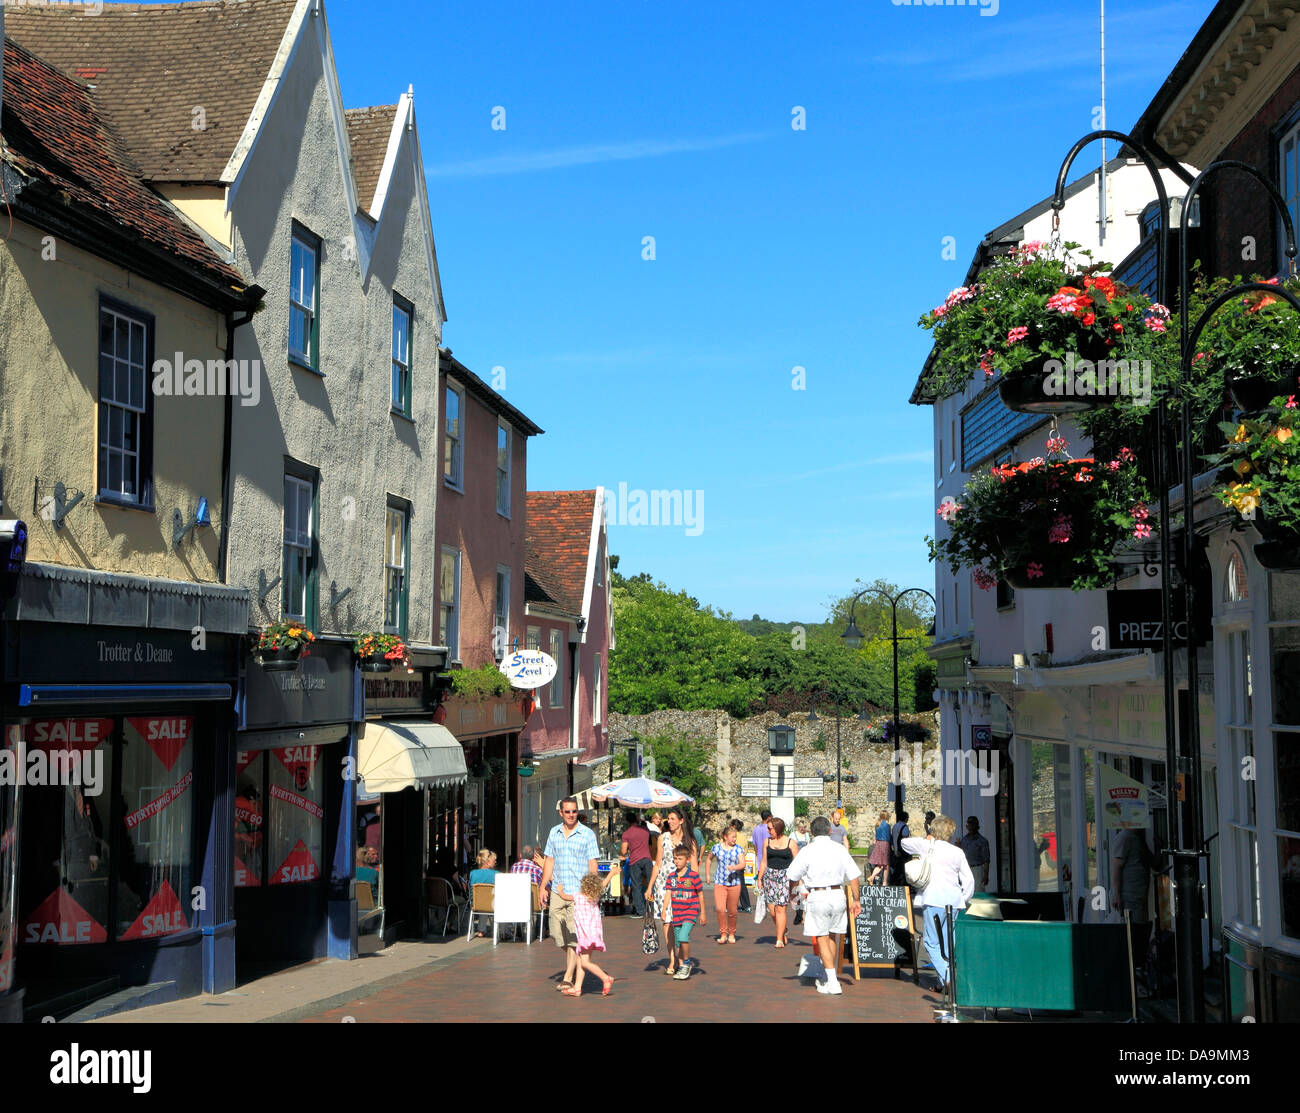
[352,632,410,673]
[918,242,1168,414]
[928,435,1154,590]
[1208,396,1300,570]
[254,621,316,671]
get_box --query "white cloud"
[426,132,769,178]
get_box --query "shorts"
[673,921,695,945]
[803,889,848,937]
[549,897,578,948]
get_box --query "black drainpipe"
[219,286,265,582]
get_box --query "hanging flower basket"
[351,632,409,672]
[928,434,1154,592]
[254,622,315,671]
[1208,398,1300,568]
[1190,277,1300,414]
[917,242,1168,412]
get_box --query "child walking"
[664,843,705,980]
[557,870,614,997]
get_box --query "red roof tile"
[5,0,297,183]
[345,105,397,215]
[526,491,597,617]
[2,36,248,295]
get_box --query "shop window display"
[18,716,197,945]
[234,745,325,887]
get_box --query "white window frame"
[526,625,540,651]
[440,547,461,660]
[496,421,511,517]
[384,502,408,636]
[289,229,318,369]
[494,565,511,658]
[391,297,412,416]
[549,629,564,708]
[593,652,602,726]
[282,474,314,622]
[444,382,464,490]
[98,303,149,504]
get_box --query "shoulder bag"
[904,839,935,890]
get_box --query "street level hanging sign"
[498,649,557,690]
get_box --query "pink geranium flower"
[1007,326,1029,345]
[1026,562,1044,580]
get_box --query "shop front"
[234,637,359,969]
[5,617,242,1019]
[356,650,464,939]
[443,693,526,867]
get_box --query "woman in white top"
[901,814,974,992]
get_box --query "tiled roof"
[345,105,397,215]
[5,0,297,183]
[526,491,597,617]
[1,36,248,295]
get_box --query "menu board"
[848,885,916,974]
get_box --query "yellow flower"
[1231,424,1250,444]
[1275,426,1293,444]
[1227,484,1261,515]
[1234,459,1253,477]
[287,626,302,638]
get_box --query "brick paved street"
[302,908,943,1023]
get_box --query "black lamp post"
[840,586,936,822]
[806,689,869,809]
[1048,132,1300,1024]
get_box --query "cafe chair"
[531,883,546,941]
[466,883,495,941]
[425,875,466,937]
[356,881,384,937]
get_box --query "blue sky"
[325,0,1217,623]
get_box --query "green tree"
[609,579,759,717]
[610,729,719,813]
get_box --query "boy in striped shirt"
[665,844,705,980]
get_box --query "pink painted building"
[435,350,543,862]
[519,489,613,849]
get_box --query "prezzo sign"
[1106,589,1209,650]
[498,650,557,690]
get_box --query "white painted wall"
[225,20,441,644]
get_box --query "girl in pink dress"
[559,870,614,997]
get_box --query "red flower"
[1082,313,1096,326]
[1112,322,1124,332]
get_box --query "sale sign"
[127,716,192,773]
[234,856,261,888]
[121,880,189,940]
[25,719,112,751]
[22,887,107,945]
[271,840,319,885]
[274,745,319,791]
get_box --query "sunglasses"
[561,809,577,815]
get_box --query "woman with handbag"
[902,814,974,993]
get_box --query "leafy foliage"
[609,573,936,717]
[1207,401,1300,532]
[918,242,1167,401]
[448,663,513,701]
[927,434,1153,591]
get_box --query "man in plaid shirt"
[511,845,543,887]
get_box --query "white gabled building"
[911,156,1189,919]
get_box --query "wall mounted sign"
[498,650,557,690]
[971,724,992,750]
[241,639,355,729]
[1105,589,1210,650]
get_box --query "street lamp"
[840,586,936,821]
[806,689,871,808]
[1048,132,1299,1023]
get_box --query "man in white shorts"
[785,815,862,995]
